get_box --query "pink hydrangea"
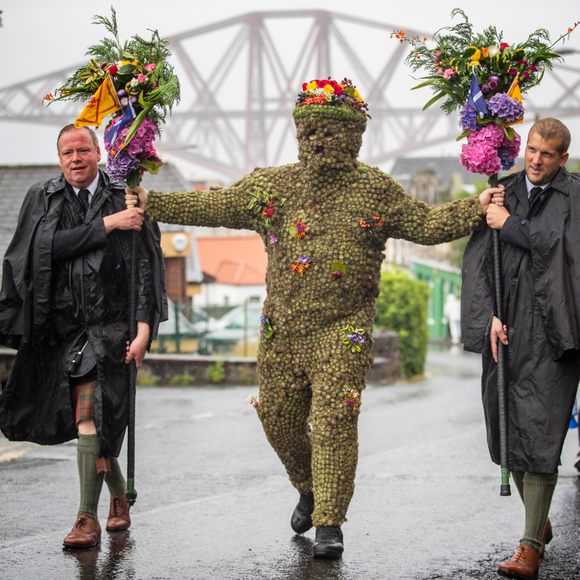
[460,141,501,176]
[468,124,505,148]
[502,130,521,159]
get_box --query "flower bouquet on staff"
[392,8,578,176]
[44,7,180,187]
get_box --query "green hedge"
[374,269,429,377]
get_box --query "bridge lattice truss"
[1,10,579,181]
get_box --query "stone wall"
[0,331,402,387]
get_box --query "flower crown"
[294,78,370,121]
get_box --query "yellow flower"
[118,60,138,67]
[353,88,363,102]
[469,46,481,65]
[306,80,318,91]
[323,84,335,94]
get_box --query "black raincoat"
[461,168,580,473]
[0,170,166,457]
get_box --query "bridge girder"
[1,10,579,181]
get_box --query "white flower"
[247,394,260,409]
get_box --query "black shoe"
[291,492,314,534]
[575,452,580,473]
[313,526,343,560]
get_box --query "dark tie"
[528,186,543,203]
[78,188,90,214]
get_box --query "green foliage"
[401,8,569,115]
[136,370,159,386]
[169,374,194,386]
[374,269,430,377]
[49,6,180,125]
[207,360,226,384]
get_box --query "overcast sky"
[1,0,579,176]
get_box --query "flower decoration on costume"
[289,217,309,240]
[248,191,283,228]
[295,78,370,119]
[247,394,260,409]
[395,9,578,176]
[359,215,385,235]
[330,261,347,281]
[268,232,279,245]
[260,316,274,338]
[341,325,366,353]
[291,256,312,276]
[45,7,180,187]
[343,388,362,412]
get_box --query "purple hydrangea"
[106,150,140,181]
[498,147,516,170]
[459,105,479,132]
[486,93,524,123]
[104,117,160,182]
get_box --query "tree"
[375,269,429,377]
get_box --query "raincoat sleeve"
[529,173,580,358]
[0,184,47,348]
[460,224,495,354]
[499,216,530,250]
[52,221,107,260]
[137,217,167,342]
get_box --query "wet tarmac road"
[0,348,578,579]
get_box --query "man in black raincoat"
[0,125,166,549]
[461,118,580,580]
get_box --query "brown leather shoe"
[63,514,101,549]
[106,495,131,531]
[539,518,553,558]
[498,544,540,579]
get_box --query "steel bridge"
[1,10,579,181]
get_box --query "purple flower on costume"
[260,316,273,338]
[486,93,524,123]
[346,331,365,346]
[459,105,479,132]
[268,232,278,244]
[341,324,366,352]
